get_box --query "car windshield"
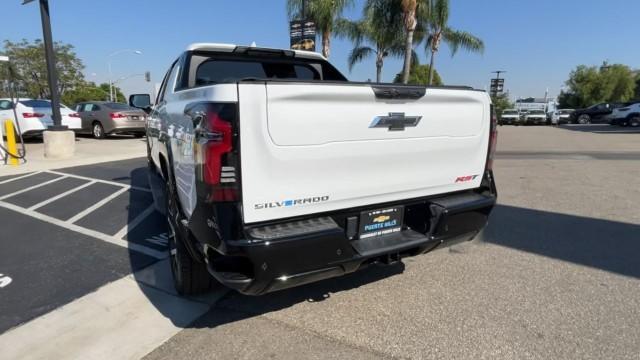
[529,110,545,115]
[104,102,135,110]
[503,110,517,115]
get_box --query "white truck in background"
[129,43,498,296]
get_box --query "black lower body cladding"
[198,171,497,296]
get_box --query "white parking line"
[0,200,166,259]
[46,170,152,193]
[28,180,97,211]
[0,171,42,185]
[113,205,156,240]
[0,176,68,201]
[66,187,130,224]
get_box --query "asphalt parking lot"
[0,124,639,359]
[0,158,167,333]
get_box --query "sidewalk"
[0,135,147,176]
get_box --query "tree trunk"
[428,50,436,86]
[322,29,331,59]
[376,54,383,83]
[401,29,415,84]
[401,7,417,84]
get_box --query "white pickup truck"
[129,43,498,296]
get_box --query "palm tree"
[287,0,354,59]
[400,0,430,84]
[425,0,484,85]
[336,0,406,83]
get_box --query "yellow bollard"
[4,120,18,166]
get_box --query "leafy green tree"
[336,0,406,82]
[631,70,639,100]
[2,39,85,99]
[287,0,354,59]
[61,82,124,106]
[424,0,484,85]
[491,93,513,118]
[394,64,442,85]
[560,63,636,108]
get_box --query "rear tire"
[92,122,106,139]
[134,132,145,138]
[578,114,591,124]
[629,116,640,128]
[166,171,212,296]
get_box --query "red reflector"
[68,113,81,118]
[22,112,45,118]
[110,112,127,119]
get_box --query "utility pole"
[490,70,506,98]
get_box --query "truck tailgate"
[239,82,490,224]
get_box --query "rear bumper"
[203,172,497,295]
[108,125,145,134]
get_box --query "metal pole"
[108,61,113,102]
[38,0,66,130]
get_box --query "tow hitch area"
[380,252,400,265]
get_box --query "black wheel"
[166,171,212,296]
[92,122,106,139]
[134,132,145,138]
[578,114,591,124]
[629,116,640,128]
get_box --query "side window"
[0,100,12,110]
[157,58,181,104]
[156,68,172,104]
[93,104,101,111]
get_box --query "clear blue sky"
[2,0,638,100]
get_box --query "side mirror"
[129,94,152,113]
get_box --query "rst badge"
[370,112,422,131]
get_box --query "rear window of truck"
[196,60,322,85]
[187,53,347,88]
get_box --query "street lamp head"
[134,50,142,55]
[0,55,9,62]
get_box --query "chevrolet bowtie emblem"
[370,112,422,131]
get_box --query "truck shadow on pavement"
[483,204,640,279]
[126,162,639,329]
[559,124,640,134]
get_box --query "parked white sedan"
[0,98,81,137]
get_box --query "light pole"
[23,0,65,130]
[108,49,142,102]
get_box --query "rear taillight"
[486,105,498,171]
[22,112,45,118]
[110,112,127,119]
[69,113,80,118]
[188,102,239,202]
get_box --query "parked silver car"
[74,101,146,139]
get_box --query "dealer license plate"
[359,206,404,239]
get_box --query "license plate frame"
[359,206,404,239]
